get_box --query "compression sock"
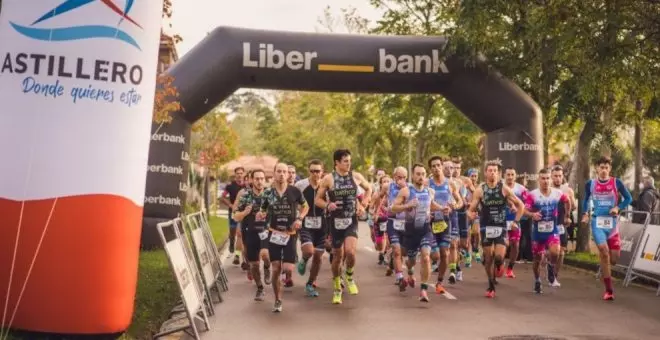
[603,277,613,293]
[449,263,457,274]
[346,267,355,280]
[333,276,342,290]
[421,283,429,291]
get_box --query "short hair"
[427,155,443,168]
[452,156,462,164]
[333,149,351,163]
[504,167,516,173]
[379,175,391,185]
[308,159,323,168]
[595,156,612,166]
[484,159,502,171]
[551,164,564,172]
[274,163,288,172]
[539,168,551,175]
[251,169,265,179]
[412,163,426,173]
[234,166,245,173]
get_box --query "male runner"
[391,163,444,302]
[315,149,372,304]
[549,164,576,287]
[287,165,298,185]
[257,163,309,312]
[295,159,327,297]
[524,168,569,294]
[581,156,632,300]
[468,160,524,298]
[221,167,246,267]
[503,167,529,278]
[373,166,409,289]
[232,169,272,300]
[451,158,473,270]
[371,175,392,266]
[428,156,463,293]
[445,159,465,283]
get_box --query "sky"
[168,0,385,57]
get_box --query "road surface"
[195,222,660,340]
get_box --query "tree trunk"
[574,121,596,252]
[634,121,643,197]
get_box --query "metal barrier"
[187,211,230,293]
[154,218,210,340]
[626,212,660,296]
[594,211,649,280]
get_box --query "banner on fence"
[633,223,660,276]
[165,239,202,316]
[618,220,647,268]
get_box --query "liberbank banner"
[0,0,162,334]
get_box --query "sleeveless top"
[479,182,507,228]
[590,178,618,217]
[387,181,405,219]
[405,184,432,230]
[328,171,358,219]
[429,177,451,222]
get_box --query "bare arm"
[354,172,373,205]
[429,188,443,211]
[231,189,248,221]
[503,186,525,221]
[315,174,333,209]
[390,186,411,213]
[449,182,464,210]
[468,187,483,214]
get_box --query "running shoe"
[506,268,516,278]
[397,277,408,292]
[419,289,429,302]
[305,283,319,297]
[272,300,283,312]
[456,271,463,282]
[407,277,416,288]
[332,290,343,304]
[296,259,307,276]
[347,279,359,295]
[485,288,495,298]
[232,255,240,265]
[435,283,446,294]
[254,287,265,301]
[603,291,614,301]
[448,273,457,285]
[534,281,543,294]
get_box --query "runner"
[503,167,529,279]
[232,169,272,300]
[391,163,445,302]
[581,156,632,301]
[445,159,464,283]
[257,163,309,312]
[524,168,570,294]
[466,167,482,264]
[451,158,473,271]
[315,149,372,304]
[373,166,409,288]
[295,159,327,297]
[467,160,525,298]
[549,164,576,287]
[221,167,247,267]
[371,175,392,267]
[428,156,463,294]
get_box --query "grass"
[565,251,600,265]
[125,215,229,339]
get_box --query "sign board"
[192,228,215,288]
[617,220,647,268]
[633,224,660,276]
[165,239,201,316]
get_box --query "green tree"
[191,110,239,176]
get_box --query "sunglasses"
[309,169,322,174]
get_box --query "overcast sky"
[169,0,384,56]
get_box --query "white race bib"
[558,224,566,235]
[506,221,513,231]
[485,226,503,238]
[258,230,269,240]
[393,219,405,231]
[270,231,290,246]
[334,218,353,230]
[305,216,322,229]
[596,216,614,229]
[379,222,387,232]
[537,221,554,233]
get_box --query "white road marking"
[363,246,376,252]
[442,291,458,300]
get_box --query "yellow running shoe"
[332,290,343,304]
[346,279,359,295]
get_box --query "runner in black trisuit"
[467,160,525,298]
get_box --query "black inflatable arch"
[141,26,543,248]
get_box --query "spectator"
[632,176,660,225]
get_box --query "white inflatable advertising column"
[0,0,163,334]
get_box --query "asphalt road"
[196,222,660,340]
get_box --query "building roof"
[160,32,179,61]
[221,155,279,177]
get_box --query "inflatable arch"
[142,26,544,248]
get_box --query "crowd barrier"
[594,211,660,296]
[154,211,231,339]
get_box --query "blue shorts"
[431,219,452,251]
[457,211,469,238]
[228,209,239,229]
[449,212,460,239]
[387,218,406,246]
[404,227,433,258]
[590,216,620,249]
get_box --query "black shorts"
[480,225,508,247]
[558,224,568,248]
[299,216,327,251]
[457,211,469,238]
[373,217,388,237]
[404,227,433,258]
[242,228,268,262]
[329,216,358,249]
[267,230,297,263]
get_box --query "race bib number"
[393,219,405,231]
[258,230,269,240]
[538,221,554,233]
[379,222,387,232]
[270,231,290,246]
[334,218,352,230]
[558,224,566,235]
[432,221,448,234]
[305,217,322,229]
[596,216,614,229]
[485,226,503,238]
[506,221,513,231]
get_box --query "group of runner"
[222,150,632,312]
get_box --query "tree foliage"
[191,110,239,175]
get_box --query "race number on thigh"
[596,216,614,229]
[485,226,503,238]
[270,231,290,246]
[392,219,405,231]
[334,218,352,230]
[506,221,513,231]
[305,216,322,229]
[537,221,554,233]
[258,230,269,240]
[379,222,387,232]
[558,224,565,235]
